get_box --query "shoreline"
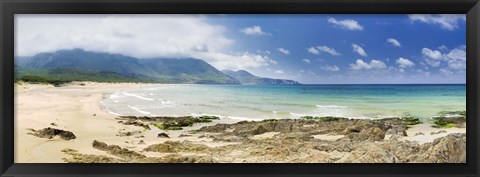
[14,82,466,163]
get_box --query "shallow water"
[100,84,466,121]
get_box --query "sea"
[100,84,466,121]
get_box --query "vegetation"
[153,123,183,131]
[301,116,348,122]
[398,116,422,125]
[380,115,422,126]
[152,116,220,131]
[431,111,466,128]
[262,119,279,123]
[17,75,70,87]
[15,67,153,84]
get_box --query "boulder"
[158,133,170,138]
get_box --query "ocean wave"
[106,110,124,116]
[123,92,154,101]
[227,116,261,121]
[316,105,348,109]
[128,105,156,116]
[109,92,126,99]
[160,100,174,106]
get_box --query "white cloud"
[444,47,466,61]
[422,48,443,60]
[408,14,466,30]
[352,44,367,57]
[327,17,364,31]
[15,14,275,71]
[421,46,465,70]
[350,59,386,71]
[196,52,277,70]
[302,58,311,63]
[448,60,465,70]
[240,25,269,36]
[275,70,284,74]
[307,47,320,55]
[438,45,448,51]
[308,46,340,56]
[277,48,290,55]
[320,65,340,72]
[445,47,466,70]
[387,38,401,47]
[440,68,454,75]
[316,46,340,56]
[396,57,415,68]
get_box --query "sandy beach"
[14,82,466,163]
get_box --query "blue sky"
[16,14,466,84]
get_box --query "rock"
[179,134,192,137]
[411,133,466,163]
[92,140,146,159]
[432,115,466,128]
[144,141,211,153]
[117,130,142,137]
[92,140,108,150]
[28,127,76,140]
[158,133,170,138]
[385,125,408,137]
[117,120,150,130]
[415,132,425,136]
[196,124,230,133]
[346,127,385,141]
[50,123,57,126]
[93,113,96,116]
[138,140,146,145]
[342,126,361,135]
[430,130,447,135]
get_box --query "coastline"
[14,82,466,163]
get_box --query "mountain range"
[222,70,300,85]
[15,49,300,85]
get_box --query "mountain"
[222,70,301,85]
[18,49,154,78]
[15,49,239,84]
[140,59,239,84]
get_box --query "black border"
[1,0,479,176]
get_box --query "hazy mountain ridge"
[222,70,300,85]
[15,49,298,85]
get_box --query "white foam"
[161,100,174,105]
[227,116,260,121]
[106,110,124,116]
[109,92,125,99]
[123,92,154,101]
[316,105,348,108]
[128,105,156,116]
[290,112,307,118]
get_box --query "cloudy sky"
[15,14,466,84]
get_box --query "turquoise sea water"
[101,84,466,121]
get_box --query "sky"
[15,14,466,84]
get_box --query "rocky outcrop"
[92,140,146,159]
[28,127,76,140]
[408,133,466,163]
[61,118,466,163]
[157,133,170,138]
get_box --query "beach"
[15,82,466,163]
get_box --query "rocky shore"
[61,116,466,163]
